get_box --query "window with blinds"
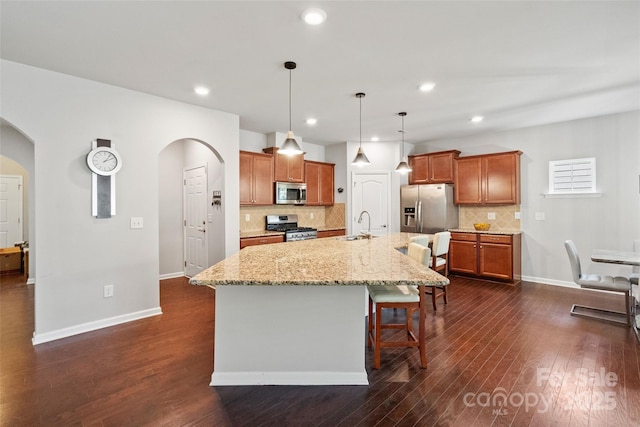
[548,158,596,194]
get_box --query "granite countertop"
[449,228,522,235]
[191,232,448,288]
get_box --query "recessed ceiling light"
[370,136,379,142]
[302,8,327,25]
[194,86,210,96]
[470,116,484,123]
[418,82,436,92]
[306,118,317,125]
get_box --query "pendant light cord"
[401,114,404,157]
[289,68,292,131]
[359,96,362,148]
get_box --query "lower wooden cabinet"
[317,229,345,239]
[240,235,284,249]
[449,232,521,284]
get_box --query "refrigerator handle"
[414,200,419,232]
[417,200,423,233]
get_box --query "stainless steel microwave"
[275,182,306,205]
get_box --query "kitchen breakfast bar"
[189,233,448,386]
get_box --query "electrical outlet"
[514,212,521,219]
[245,214,250,222]
[104,284,114,298]
[310,213,314,219]
[130,217,144,229]
[487,212,496,220]
[535,212,545,220]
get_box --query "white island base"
[211,285,369,386]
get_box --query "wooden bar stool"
[366,243,430,369]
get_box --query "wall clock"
[87,139,121,218]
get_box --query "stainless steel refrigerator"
[400,184,459,234]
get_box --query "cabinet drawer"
[451,232,477,242]
[479,234,512,245]
[240,235,285,249]
[317,229,345,238]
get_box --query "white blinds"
[548,158,596,194]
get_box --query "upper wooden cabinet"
[239,151,274,206]
[263,147,304,183]
[408,150,460,184]
[454,151,522,205]
[305,160,335,206]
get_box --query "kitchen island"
[189,232,448,386]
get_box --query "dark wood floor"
[1,273,639,426]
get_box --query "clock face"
[87,147,122,176]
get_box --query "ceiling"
[2,1,639,146]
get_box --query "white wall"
[1,60,240,343]
[415,110,640,285]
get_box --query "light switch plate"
[535,212,545,220]
[515,212,521,219]
[487,212,496,220]
[130,217,144,229]
[245,214,250,222]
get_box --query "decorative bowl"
[474,223,491,231]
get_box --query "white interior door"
[0,175,23,248]
[351,172,390,236]
[184,165,208,277]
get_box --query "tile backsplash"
[459,205,521,231]
[240,203,346,232]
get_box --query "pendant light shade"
[395,112,412,173]
[280,61,303,156]
[351,92,371,166]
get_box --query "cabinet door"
[252,154,274,205]
[479,242,512,280]
[274,152,304,182]
[239,152,254,205]
[305,162,320,205]
[272,152,289,182]
[454,157,483,204]
[483,153,520,204]
[408,155,429,184]
[287,154,305,182]
[319,163,334,205]
[429,151,456,183]
[449,240,478,274]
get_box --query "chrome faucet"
[357,210,371,238]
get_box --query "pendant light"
[280,61,303,156]
[351,92,371,166]
[395,112,412,173]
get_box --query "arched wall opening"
[0,119,35,282]
[158,138,226,279]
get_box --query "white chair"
[630,240,639,286]
[366,242,430,369]
[427,231,451,310]
[565,240,632,326]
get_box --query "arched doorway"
[0,120,35,283]
[158,138,225,279]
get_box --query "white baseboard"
[159,272,185,280]
[210,371,369,386]
[26,277,35,285]
[521,275,579,289]
[32,307,162,345]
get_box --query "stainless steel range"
[266,214,318,242]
